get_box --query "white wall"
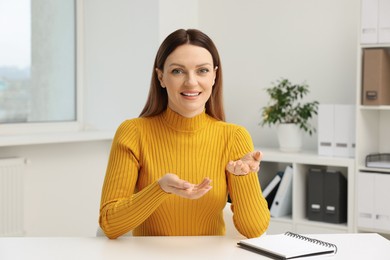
[83,0,159,130]
[158,0,199,42]
[198,0,359,150]
[1,0,359,236]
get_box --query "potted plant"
[261,78,319,152]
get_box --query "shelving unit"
[257,148,355,235]
[355,48,390,236]
[355,0,390,237]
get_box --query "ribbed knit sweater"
[99,108,270,239]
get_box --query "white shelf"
[358,105,390,111]
[0,130,114,147]
[295,219,348,231]
[358,165,390,173]
[258,148,355,234]
[260,148,354,167]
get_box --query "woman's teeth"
[181,92,200,97]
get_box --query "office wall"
[158,0,199,42]
[83,0,159,130]
[198,0,358,150]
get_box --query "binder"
[362,48,390,105]
[333,105,356,158]
[318,104,355,157]
[262,171,284,209]
[358,172,390,230]
[361,0,379,44]
[357,172,375,229]
[323,170,347,224]
[373,173,390,230]
[307,169,324,221]
[318,104,334,157]
[307,169,347,223]
[378,0,390,43]
[270,166,293,218]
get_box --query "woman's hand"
[158,173,212,199]
[226,150,263,176]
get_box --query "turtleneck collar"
[161,107,208,132]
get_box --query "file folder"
[307,169,324,221]
[358,172,390,231]
[361,0,379,44]
[317,104,355,157]
[373,173,390,230]
[333,105,356,158]
[307,169,347,223]
[270,166,293,218]
[357,172,375,229]
[378,0,390,43]
[263,171,284,210]
[362,48,390,105]
[323,170,347,224]
[318,105,334,157]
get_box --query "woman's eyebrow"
[168,63,213,68]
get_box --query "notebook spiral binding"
[285,231,338,253]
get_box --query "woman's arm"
[226,127,270,238]
[99,121,169,238]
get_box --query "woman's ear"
[213,66,218,85]
[156,68,165,88]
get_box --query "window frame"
[0,0,84,136]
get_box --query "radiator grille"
[0,157,25,236]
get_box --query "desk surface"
[1,233,389,260]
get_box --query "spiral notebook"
[237,231,337,259]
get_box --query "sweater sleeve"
[226,126,270,238]
[99,120,171,239]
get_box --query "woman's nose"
[185,72,198,86]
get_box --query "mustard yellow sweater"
[99,108,270,239]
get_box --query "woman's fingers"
[226,150,263,176]
[159,174,212,199]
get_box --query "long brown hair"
[139,29,225,121]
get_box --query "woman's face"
[157,44,217,118]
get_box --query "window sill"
[0,130,115,147]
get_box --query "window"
[0,0,77,128]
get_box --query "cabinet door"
[374,173,390,230]
[357,172,375,228]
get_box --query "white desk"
[0,233,389,260]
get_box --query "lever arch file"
[270,166,293,218]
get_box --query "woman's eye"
[172,69,184,75]
[198,68,210,74]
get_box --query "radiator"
[0,157,25,236]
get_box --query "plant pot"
[277,123,303,152]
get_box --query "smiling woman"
[99,29,270,239]
[0,0,77,128]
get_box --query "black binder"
[307,169,324,221]
[323,170,347,223]
[307,169,347,223]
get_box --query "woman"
[99,29,270,239]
